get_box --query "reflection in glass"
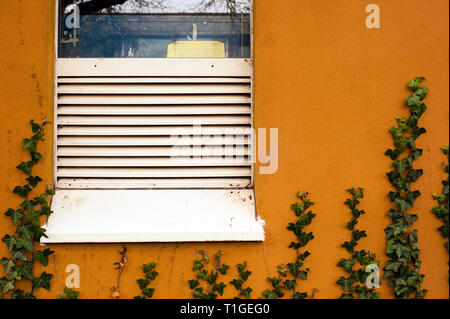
[59,0,250,58]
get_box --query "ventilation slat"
[57,167,252,178]
[57,105,251,115]
[57,77,251,84]
[55,66,253,189]
[57,115,251,126]
[57,146,250,157]
[57,178,251,189]
[57,157,251,167]
[58,136,250,146]
[57,84,251,94]
[57,95,251,105]
[58,126,253,136]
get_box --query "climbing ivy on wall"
[57,287,80,299]
[432,145,449,253]
[383,77,428,299]
[135,261,159,299]
[337,187,379,299]
[262,191,316,299]
[230,262,253,299]
[189,250,230,299]
[0,119,54,299]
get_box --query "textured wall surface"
[0,0,448,299]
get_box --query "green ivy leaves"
[230,262,252,299]
[263,191,316,299]
[57,287,80,299]
[383,78,428,299]
[189,250,229,299]
[134,261,159,299]
[431,146,449,281]
[337,187,379,299]
[0,119,54,299]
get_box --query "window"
[42,0,263,243]
[58,0,250,58]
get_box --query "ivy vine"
[189,250,230,299]
[230,261,253,299]
[262,191,316,299]
[432,145,449,252]
[337,187,379,299]
[57,287,80,299]
[383,77,428,299]
[135,261,159,299]
[0,119,54,299]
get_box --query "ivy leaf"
[337,258,355,273]
[212,282,226,296]
[5,209,24,225]
[142,287,155,298]
[13,185,32,198]
[11,249,27,262]
[34,249,55,267]
[438,224,449,238]
[186,279,199,290]
[262,289,279,299]
[409,229,418,243]
[337,276,354,292]
[32,272,53,291]
[145,270,159,281]
[353,250,372,265]
[230,279,243,291]
[193,287,208,299]
[207,292,218,299]
[406,95,421,107]
[298,251,311,261]
[240,270,251,281]
[16,261,33,280]
[0,258,15,275]
[298,269,309,280]
[26,176,42,188]
[0,277,15,294]
[342,240,358,253]
[15,237,34,253]
[393,158,409,174]
[385,149,401,160]
[395,198,413,213]
[346,219,358,230]
[407,169,423,182]
[287,261,303,277]
[16,224,35,241]
[10,289,36,299]
[192,259,204,271]
[197,270,208,281]
[241,287,252,299]
[2,235,16,252]
[414,86,428,100]
[283,279,297,290]
[293,292,308,299]
[352,230,367,241]
[406,214,418,227]
[217,263,230,275]
[16,162,32,175]
[22,138,36,152]
[57,287,80,299]
[407,77,425,91]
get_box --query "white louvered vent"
[55,59,253,189]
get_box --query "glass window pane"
[59,0,251,58]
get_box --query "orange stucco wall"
[0,0,448,299]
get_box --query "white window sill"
[41,189,264,243]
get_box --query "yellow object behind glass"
[167,41,225,58]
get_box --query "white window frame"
[42,0,263,244]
